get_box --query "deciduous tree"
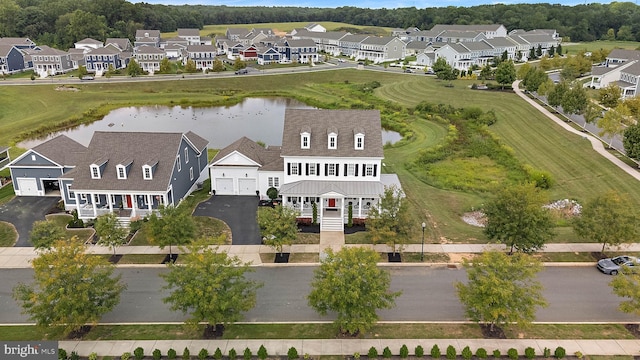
[547,81,569,109]
[561,83,588,116]
[573,191,637,252]
[256,205,298,256]
[599,84,622,108]
[13,238,126,337]
[161,242,261,337]
[495,60,515,89]
[624,123,640,164]
[126,58,142,77]
[582,101,602,131]
[184,59,197,73]
[308,247,400,336]
[610,265,640,332]
[147,205,195,258]
[212,58,224,72]
[456,251,547,333]
[367,185,411,255]
[94,212,128,256]
[599,104,630,148]
[29,220,65,249]
[233,57,246,71]
[159,58,171,73]
[484,183,555,253]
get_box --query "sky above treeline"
[131,0,616,9]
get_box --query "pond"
[20,98,403,149]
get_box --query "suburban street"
[0,266,636,324]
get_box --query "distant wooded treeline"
[1,0,639,49]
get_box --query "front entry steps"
[321,217,343,232]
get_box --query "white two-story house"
[209,109,401,232]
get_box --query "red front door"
[126,195,132,208]
[328,198,336,207]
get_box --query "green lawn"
[163,22,393,38]
[0,221,16,246]
[563,40,640,55]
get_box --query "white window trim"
[365,164,374,176]
[184,147,189,163]
[301,134,310,149]
[291,163,299,175]
[189,167,194,181]
[355,135,364,150]
[116,165,127,179]
[328,164,336,176]
[66,183,74,199]
[347,163,355,176]
[328,134,337,149]
[143,165,153,180]
[176,156,181,172]
[308,163,316,176]
[90,165,101,179]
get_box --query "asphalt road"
[0,266,636,324]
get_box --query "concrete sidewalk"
[1,242,636,268]
[60,338,640,357]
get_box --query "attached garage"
[215,178,234,195]
[17,178,39,196]
[238,178,257,195]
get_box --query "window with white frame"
[308,163,316,176]
[328,134,337,149]
[291,163,299,175]
[143,165,153,180]
[90,165,101,179]
[301,133,310,149]
[355,134,364,149]
[268,177,280,187]
[365,164,374,176]
[94,194,100,204]
[328,164,336,176]
[117,165,127,179]
[184,148,189,163]
[176,156,181,172]
[347,163,355,176]
[189,167,193,181]
[66,184,74,199]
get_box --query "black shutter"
[298,163,302,175]
[305,163,309,175]
[373,164,377,177]
[287,163,291,175]
[335,164,339,176]
[355,164,359,177]
[317,164,320,176]
[344,164,348,176]
[363,163,367,176]
[325,164,328,176]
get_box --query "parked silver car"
[597,255,640,275]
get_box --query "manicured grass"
[344,231,369,244]
[563,41,640,55]
[163,22,393,38]
[117,254,167,264]
[503,323,634,340]
[0,183,15,205]
[193,216,231,245]
[296,232,320,244]
[45,214,94,242]
[0,221,17,246]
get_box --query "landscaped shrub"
[121,352,131,360]
[214,348,223,360]
[525,347,536,359]
[347,204,353,227]
[368,347,378,358]
[287,347,298,360]
[229,348,237,360]
[554,346,566,359]
[476,348,487,359]
[243,347,252,360]
[492,349,501,358]
[507,348,518,360]
[199,348,209,360]
[414,345,424,358]
[543,348,551,358]
[153,349,162,360]
[257,346,267,360]
[461,346,472,360]
[312,202,318,225]
[134,347,144,360]
[88,353,98,360]
[183,347,190,360]
[69,352,80,360]
[446,346,456,359]
[430,345,441,358]
[58,349,67,360]
[399,345,408,358]
[383,347,392,358]
[168,348,177,360]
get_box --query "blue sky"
[131,0,613,8]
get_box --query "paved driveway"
[0,197,61,247]
[193,195,261,245]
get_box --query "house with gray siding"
[0,45,27,74]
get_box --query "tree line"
[2,0,640,50]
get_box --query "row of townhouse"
[291,30,405,63]
[588,49,640,99]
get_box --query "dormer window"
[90,165,101,179]
[143,165,153,180]
[328,133,337,149]
[116,165,127,179]
[301,133,310,149]
[354,133,364,150]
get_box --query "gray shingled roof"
[184,131,208,153]
[406,41,429,50]
[87,46,120,55]
[461,41,492,51]
[622,61,640,76]
[31,135,86,167]
[281,109,383,158]
[485,37,516,47]
[361,36,402,46]
[34,45,68,56]
[136,45,164,54]
[211,136,283,171]
[0,37,34,46]
[178,29,200,37]
[285,39,316,47]
[431,24,504,33]
[185,45,216,52]
[608,49,640,61]
[68,132,205,192]
[136,30,160,38]
[591,66,613,76]
[340,34,369,43]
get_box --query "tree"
[13,238,126,337]
[159,58,171,74]
[184,59,197,73]
[94,212,128,256]
[573,191,637,252]
[556,44,563,56]
[161,242,261,337]
[212,58,225,72]
[455,251,547,333]
[266,187,278,201]
[528,47,536,60]
[598,105,629,148]
[484,183,555,254]
[599,84,622,108]
[536,44,543,58]
[617,25,634,41]
[610,265,640,332]
[147,205,195,258]
[561,84,588,116]
[547,81,569,109]
[367,185,411,255]
[548,45,555,57]
[29,220,65,249]
[624,123,640,163]
[479,64,493,81]
[256,205,298,256]
[582,101,602,131]
[77,65,88,78]
[522,68,548,93]
[126,58,142,77]
[495,60,515,89]
[308,247,401,336]
[233,57,246,71]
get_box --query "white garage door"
[238,178,257,195]
[215,178,234,195]
[17,178,38,196]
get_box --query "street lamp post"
[421,222,426,262]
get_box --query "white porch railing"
[77,206,156,219]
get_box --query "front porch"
[71,192,170,220]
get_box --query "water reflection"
[20,98,402,149]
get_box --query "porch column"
[358,197,363,218]
[340,198,344,222]
[319,196,323,225]
[299,197,303,214]
[147,195,152,211]
[74,193,81,216]
[162,194,168,206]
[90,193,97,217]
[131,194,137,217]
[108,194,113,212]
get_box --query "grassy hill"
[162,22,393,38]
